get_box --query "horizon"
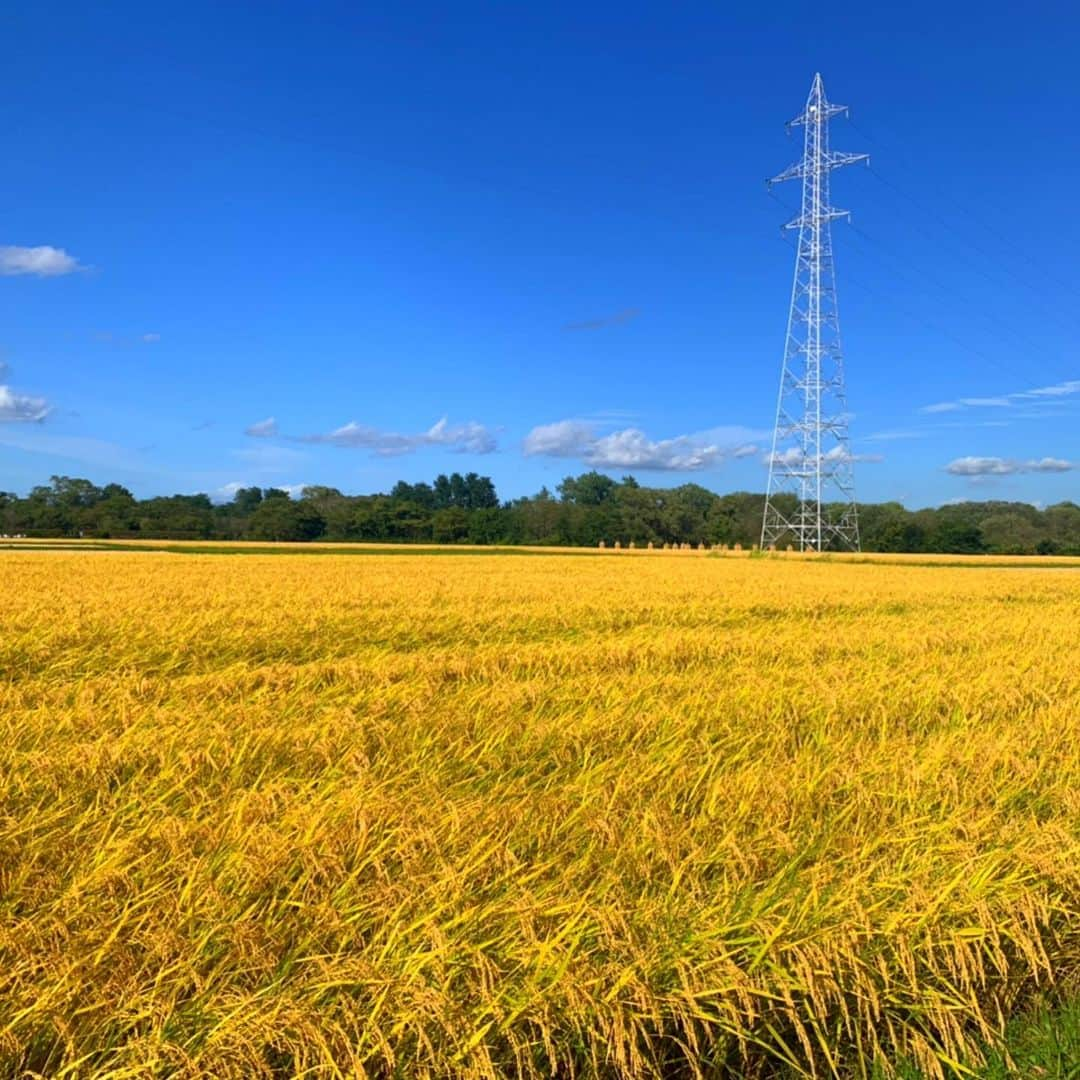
[6,467,1075,516]
[1,4,1077,508]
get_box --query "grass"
[1,550,1078,1077]
[877,996,1080,1078]
[4,536,1080,569]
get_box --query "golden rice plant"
[0,550,1078,1078]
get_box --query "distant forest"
[2,472,1078,554]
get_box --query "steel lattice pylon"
[761,73,867,552]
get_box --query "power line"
[841,225,1042,388]
[843,219,1068,389]
[849,115,1080,344]
[767,153,1073,392]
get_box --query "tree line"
[2,472,1078,554]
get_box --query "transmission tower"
[761,73,867,552]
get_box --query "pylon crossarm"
[783,208,851,229]
[825,151,869,171]
[788,100,847,127]
[769,162,805,185]
[770,151,867,185]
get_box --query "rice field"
[1,548,1079,1078]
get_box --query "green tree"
[980,512,1041,554]
[431,507,470,543]
[3,469,1078,552]
[467,506,507,544]
[230,486,264,515]
[463,473,498,509]
[138,495,215,539]
[928,517,984,554]
[91,484,138,538]
[860,502,924,553]
[664,484,714,545]
[247,498,325,541]
[390,481,435,509]
[558,471,616,506]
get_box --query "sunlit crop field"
[2,550,1079,1078]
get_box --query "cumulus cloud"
[563,308,640,332]
[522,419,594,458]
[245,417,279,438]
[0,384,49,422]
[523,419,759,471]
[766,445,883,468]
[587,430,721,470]
[945,456,1074,477]
[216,480,309,501]
[767,447,805,468]
[303,417,496,456]
[0,245,83,277]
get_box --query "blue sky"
[0,1,1077,507]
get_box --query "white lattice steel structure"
[761,73,867,552]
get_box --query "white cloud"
[921,377,1080,415]
[945,456,1074,477]
[731,443,760,459]
[766,445,883,468]
[523,419,761,472]
[767,447,805,468]
[141,333,161,343]
[589,429,721,470]
[522,419,594,458]
[0,384,49,422]
[825,446,884,463]
[245,417,278,438]
[1017,379,1080,399]
[215,480,308,502]
[303,417,496,456]
[0,245,83,277]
